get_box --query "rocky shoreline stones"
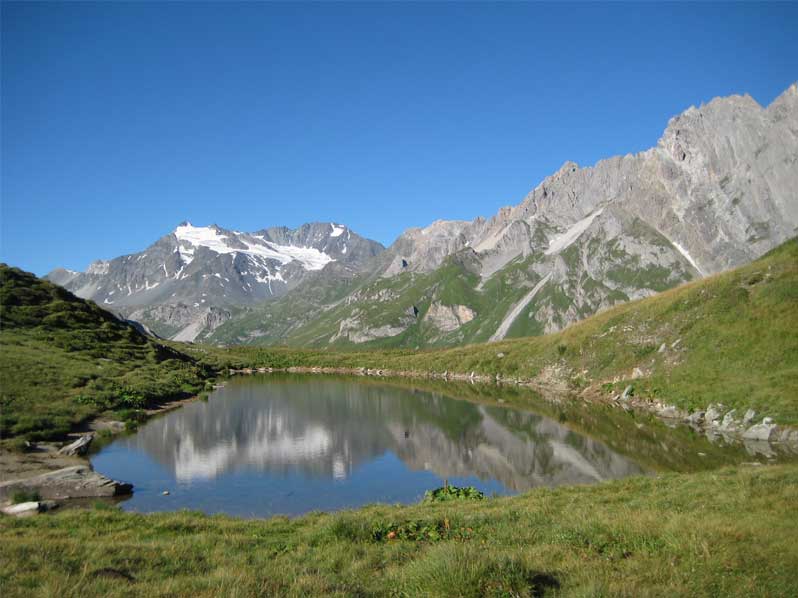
[742,417,778,441]
[57,433,93,456]
[1,500,58,517]
[226,367,798,454]
[686,404,798,453]
[0,465,132,502]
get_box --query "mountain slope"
[0,264,212,440]
[209,83,798,347]
[194,236,798,426]
[47,222,384,341]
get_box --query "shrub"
[423,485,485,503]
[11,489,41,504]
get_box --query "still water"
[91,375,744,517]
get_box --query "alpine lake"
[90,374,792,518]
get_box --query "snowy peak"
[46,220,385,341]
[172,222,334,271]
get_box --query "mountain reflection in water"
[92,376,646,516]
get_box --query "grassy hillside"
[3,237,796,439]
[1,464,796,596]
[0,265,213,440]
[187,237,798,425]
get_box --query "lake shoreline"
[3,364,795,512]
[228,365,798,452]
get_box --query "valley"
[2,79,797,596]
[2,234,798,594]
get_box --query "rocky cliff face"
[208,83,798,347]
[383,84,798,280]
[48,222,384,341]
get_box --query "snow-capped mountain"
[48,222,384,340]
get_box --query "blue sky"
[2,2,797,275]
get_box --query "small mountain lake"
[91,374,778,518]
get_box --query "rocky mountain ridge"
[49,83,798,348]
[207,83,798,347]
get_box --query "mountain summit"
[48,222,384,340]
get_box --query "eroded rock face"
[383,85,798,281]
[340,84,798,343]
[0,466,132,500]
[424,303,476,332]
[330,316,409,344]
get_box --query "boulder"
[1,502,41,516]
[0,466,132,501]
[621,385,634,400]
[58,434,93,456]
[720,409,741,432]
[742,419,778,442]
[0,500,58,516]
[775,427,798,449]
[423,302,477,332]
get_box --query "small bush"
[371,518,466,542]
[4,437,32,453]
[11,489,41,504]
[423,485,485,504]
[11,415,71,441]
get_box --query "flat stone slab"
[0,465,132,500]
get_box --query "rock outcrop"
[424,302,476,332]
[57,434,93,456]
[0,465,132,500]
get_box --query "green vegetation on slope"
[208,215,694,349]
[0,265,213,440]
[185,237,798,424]
[1,465,796,596]
[3,236,797,436]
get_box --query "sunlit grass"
[1,465,796,596]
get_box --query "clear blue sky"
[2,2,797,275]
